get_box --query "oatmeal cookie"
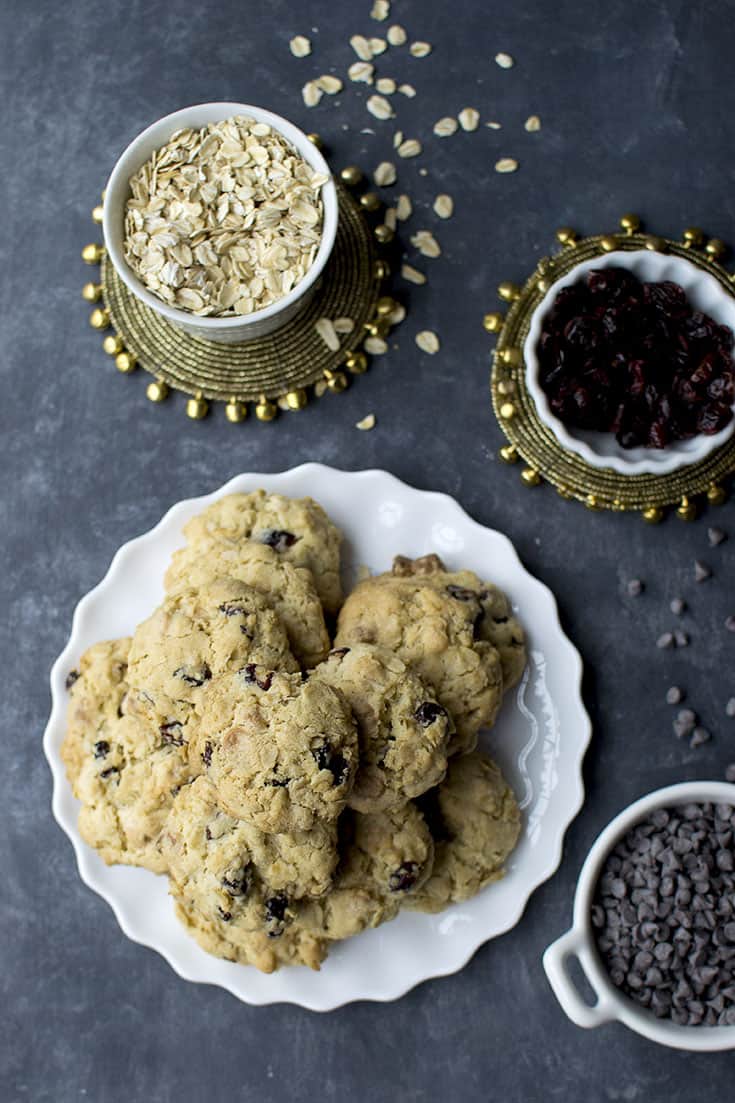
[312,644,451,812]
[182,490,343,614]
[194,669,358,833]
[406,750,521,913]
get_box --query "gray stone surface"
[3,0,735,1099]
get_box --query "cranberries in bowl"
[524,251,735,475]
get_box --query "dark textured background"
[3,0,735,1099]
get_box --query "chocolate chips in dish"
[537,267,735,449]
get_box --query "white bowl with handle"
[102,102,338,344]
[543,780,735,1051]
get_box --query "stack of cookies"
[62,490,525,972]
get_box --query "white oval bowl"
[103,103,338,344]
[525,250,735,475]
[544,780,735,1051]
[43,465,591,1010]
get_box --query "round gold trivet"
[81,160,400,422]
[486,215,735,521]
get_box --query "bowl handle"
[542,928,618,1029]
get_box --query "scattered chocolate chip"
[93,740,110,758]
[708,528,727,547]
[173,664,211,687]
[674,630,690,648]
[657,633,675,649]
[239,664,273,691]
[414,701,448,726]
[446,584,479,602]
[670,598,686,616]
[259,529,299,552]
[690,727,711,748]
[99,766,119,780]
[217,907,232,922]
[202,741,213,767]
[726,698,735,718]
[726,616,735,633]
[65,669,80,690]
[388,862,420,892]
[627,579,644,597]
[695,561,712,583]
[312,743,349,786]
[666,687,683,705]
[160,721,185,746]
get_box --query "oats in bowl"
[123,115,329,318]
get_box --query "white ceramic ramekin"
[102,102,338,344]
[525,250,735,475]
[543,780,735,1051]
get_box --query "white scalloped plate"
[43,465,591,1010]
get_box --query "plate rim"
[43,463,591,1010]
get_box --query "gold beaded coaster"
[81,157,399,423]
[486,215,735,521]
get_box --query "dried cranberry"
[217,907,232,923]
[65,670,80,690]
[414,702,448,726]
[173,665,211,687]
[239,664,273,691]
[312,743,349,786]
[264,893,288,937]
[93,740,110,759]
[99,766,119,780]
[389,862,420,892]
[202,741,213,767]
[160,721,185,746]
[222,865,251,897]
[259,530,299,552]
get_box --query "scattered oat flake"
[365,336,388,355]
[333,317,354,334]
[416,330,440,354]
[524,115,541,132]
[387,25,407,46]
[289,35,311,58]
[371,0,389,20]
[369,38,387,56]
[411,230,441,257]
[302,81,323,107]
[410,41,432,57]
[434,116,458,138]
[348,61,374,83]
[495,157,518,173]
[433,194,454,219]
[374,161,397,186]
[350,35,373,61]
[401,263,426,284]
[393,130,404,149]
[315,317,340,351]
[396,194,412,221]
[317,74,343,94]
[398,83,416,97]
[376,77,397,94]
[486,121,502,129]
[398,138,422,158]
[458,107,480,132]
[388,302,406,325]
[495,52,514,68]
[384,208,397,231]
[367,94,394,120]
[356,413,377,430]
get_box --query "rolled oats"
[458,107,480,131]
[374,161,397,186]
[415,330,440,354]
[289,35,312,58]
[433,194,453,219]
[495,157,519,173]
[348,61,374,83]
[410,41,432,57]
[433,116,458,138]
[410,230,441,257]
[397,138,422,158]
[367,94,395,120]
[387,24,407,46]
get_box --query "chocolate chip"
[727,698,735,718]
[666,687,683,705]
[708,527,727,547]
[173,664,211,687]
[259,530,299,552]
[160,721,185,746]
[65,669,80,690]
[239,664,273,691]
[414,701,448,727]
[670,598,686,616]
[674,630,689,648]
[217,907,232,922]
[93,740,110,759]
[388,862,420,892]
[695,560,712,583]
[627,579,644,597]
[657,633,674,649]
[726,616,735,633]
[312,743,349,786]
[202,741,213,767]
[99,766,119,780]
[264,892,289,937]
[690,727,711,748]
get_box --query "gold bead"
[345,351,368,374]
[340,165,363,187]
[497,379,516,396]
[555,227,577,247]
[115,351,137,374]
[644,235,665,252]
[599,235,617,253]
[103,334,123,356]
[498,281,520,302]
[682,227,704,248]
[285,388,308,410]
[499,347,522,366]
[307,132,324,149]
[364,318,390,339]
[91,205,104,224]
[374,223,394,244]
[483,312,504,334]
[81,242,104,264]
[374,259,390,280]
[499,402,516,420]
[706,238,727,260]
[375,296,396,317]
[537,277,551,293]
[146,378,169,403]
[89,307,110,330]
[225,396,247,423]
[360,191,382,212]
[499,445,518,464]
[255,395,277,421]
[520,467,541,486]
[707,483,727,505]
[325,370,348,393]
[82,282,102,302]
[676,496,697,522]
[186,392,209,420]
[585,494,601,511]
[642,506,664,524]
[620,213,641,235]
